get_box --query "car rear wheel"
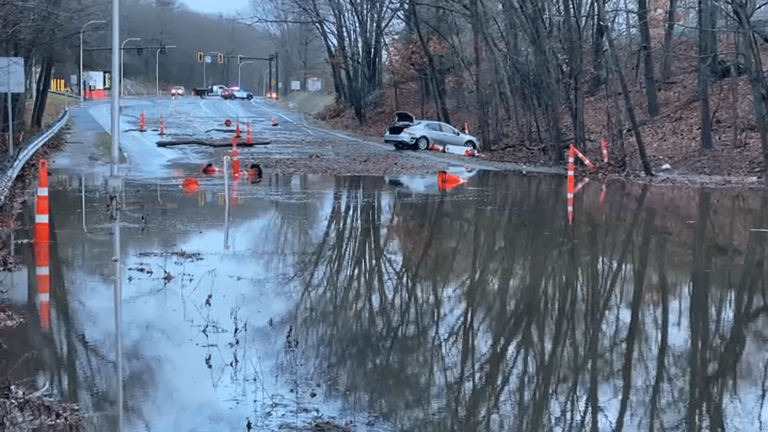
[464,141,476,149]
[247,94,253,100]
[417,137,429,150]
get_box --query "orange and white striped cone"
[232,134,239,180]
[246,121,251,143]
[34,159,50,331]
[601,138,608,163]
[572,146,595,169]
[35,160,50,243]
[567,144,575,225]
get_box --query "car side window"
[425,124,440,131]
[440,124,456,134]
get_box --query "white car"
[170,86,185,96]
[384,112,479,150]
[223,87,254,100]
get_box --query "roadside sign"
[205,55,212,63]
[0,57,25,93]
[0,57,23,159]
[103,71,112,90]
[291,80,300,90]
[70,74,78,85]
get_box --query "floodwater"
[3,169,768,431]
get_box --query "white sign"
[70,74,78,85]
[291,80,300,90]
[205,56,212,63]
[278,82,282,89]
[0,57,25,93]
[307,77,322,92]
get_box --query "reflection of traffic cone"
[182,177,199,194]
[270,116,278,126]
[232,134,239,180]
[437,171,465,191]
[567,144,575,225]
[246,121,251,143]
[159,115,165,135]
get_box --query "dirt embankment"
[302,37,768,185]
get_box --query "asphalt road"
[58,94,561,181]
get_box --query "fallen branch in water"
[156,139,271,148]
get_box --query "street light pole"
[110,0,120,177]
[238,61,253,88]
[108,0,123,429]
[80,20,106,102]
[156,45,177,97]
[120,37,141,97]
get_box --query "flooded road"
[4,169,768,431]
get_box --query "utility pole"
[274,51,279,99]
[268,56,273,96]
[110,0,120,177]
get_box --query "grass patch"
[93,131,128,164]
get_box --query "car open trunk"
[387,111,416,135]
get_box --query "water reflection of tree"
[296,174,768,431]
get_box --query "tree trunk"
[732,4,768,181]
[470,0,490,150]
[661,0,678,81]
[637,0,659,117]
[597,0,654,175]
[589,0,606,94]
[32,57,54,129]
[410,0,451,124]
[698,0,713,151]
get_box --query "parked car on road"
[384,112,478,150]
[170,86,185,96]
[222,87,254,100]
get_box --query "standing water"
[1,169,767,431]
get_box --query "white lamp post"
[120,37,141,97]
[238,61,253,88]
[80,20,106,101]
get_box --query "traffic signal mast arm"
[236,55,274,62]
[84,45,170,52]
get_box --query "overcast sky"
[182,0,251,15]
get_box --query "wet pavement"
[63,95,488,178]
[2,162,768,430]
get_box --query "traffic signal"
[160,45,166,55]
[137,47,143,55]
[238,55,242,64]
[217,53,224,63]
[197,51,203,62]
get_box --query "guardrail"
[0,108,70,205]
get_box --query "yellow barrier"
[49,78,66,92]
